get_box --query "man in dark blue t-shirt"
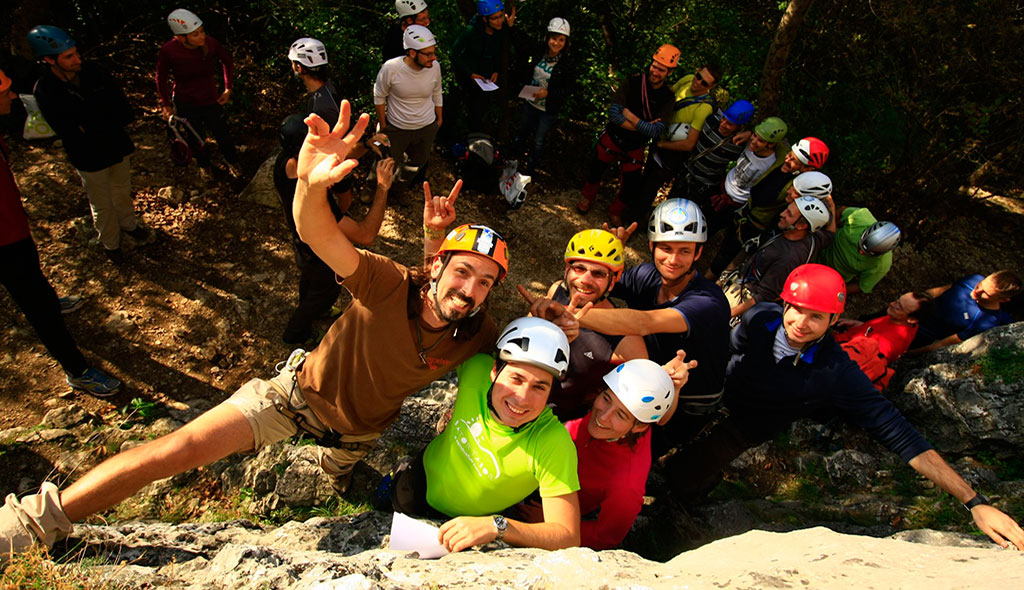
[908,270,1020,354]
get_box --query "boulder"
[237,153,280,209]
[889,322,1024,457]
[55,522,1019,589]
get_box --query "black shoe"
[125,225,154,244]
[105,247,125,264]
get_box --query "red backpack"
[840,335,894,391]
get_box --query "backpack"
[453,133,503,192]
[840,335,894,391]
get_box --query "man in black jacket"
[29,25,149,264]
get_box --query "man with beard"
[0,103,507,563]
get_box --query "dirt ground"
[2,85,1023,502]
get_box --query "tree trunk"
[758,0,816,116]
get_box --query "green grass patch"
[978,346,1024,383]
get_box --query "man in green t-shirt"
[817,207,900,295]
[390,317,581,552]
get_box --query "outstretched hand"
[601,221,639,243]
[297,100,370,190]
[663,349,698,393]
[423,179,462,231]
[517,285,593,343]
[376,158,396,191]
[973,505,1024,550]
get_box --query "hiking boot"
[330,470,354,495]
[59,295,84,315]
[105,247,125,264]
[66,368,122,397]
[125,224,154,245]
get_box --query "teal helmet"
[28,25,75,58]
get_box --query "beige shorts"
[223,357,379,476]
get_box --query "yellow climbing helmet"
[563,229,625,281]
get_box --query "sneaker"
[323,305,344,320]
[105,247,125,264]
[66,368,122,397]
[281,329,325,350]
[59,295,85,314]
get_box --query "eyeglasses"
[694,70,712,88]
[416,50,437,58]
[569,263,611,281]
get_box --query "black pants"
[0,238,87,376]
[175,102,237,165]
[660,415,753,501]
[283,246,342,343]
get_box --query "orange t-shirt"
[298,250,497,435]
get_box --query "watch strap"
[492,514,508,542]
[963,493,991,511]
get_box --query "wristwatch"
[963,493,991,511]
[492,515,508,542]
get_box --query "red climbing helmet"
[791,137,829,169]
[780,263,846,314]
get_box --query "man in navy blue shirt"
[908,270,1020,354]
[665,264,1024,550]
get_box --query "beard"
[433,287,477,323]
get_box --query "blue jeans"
[514,103,557,171]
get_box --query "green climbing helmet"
[754,117,788,144]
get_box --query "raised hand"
[423,179,462,231]
[517,285,592,343]
[376,158,396,191]
[297,100,370,190]
[663,349,699,393]
[601,221,638,243]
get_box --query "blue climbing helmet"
[723,100,755,125]
[477,0,504,16]
[27,25,76,58]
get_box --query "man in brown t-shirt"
[0,102,509,561]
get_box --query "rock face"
[889,322,1024,457]
[57,521,1018,590]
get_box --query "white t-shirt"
[723,146,777,204]
[373,56,443,130]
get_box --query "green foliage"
[978,346,1024,384]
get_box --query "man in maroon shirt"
[156,8,239,173]
[0,68,121,396]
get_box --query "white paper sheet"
[389,512,449,559]
[474,78,499,92]
[518,85,542,100]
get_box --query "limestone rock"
[237,153,280,208]
[42,404,87,428]
[890,322,1024,457]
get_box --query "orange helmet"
[437,224,510,280]
[653,44,680,69]
[0,69,12,93]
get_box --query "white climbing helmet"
[496,317,570,379]
[288,38,328,68]
[665,122,692,142]
[167,9,202,35]
[793,196,831,232]
[792,171,832,199]
[396,0,428,18]
[602,359,675,423]
[403,25,436,50]
[648,198,708,243]
[547,17,571,36]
